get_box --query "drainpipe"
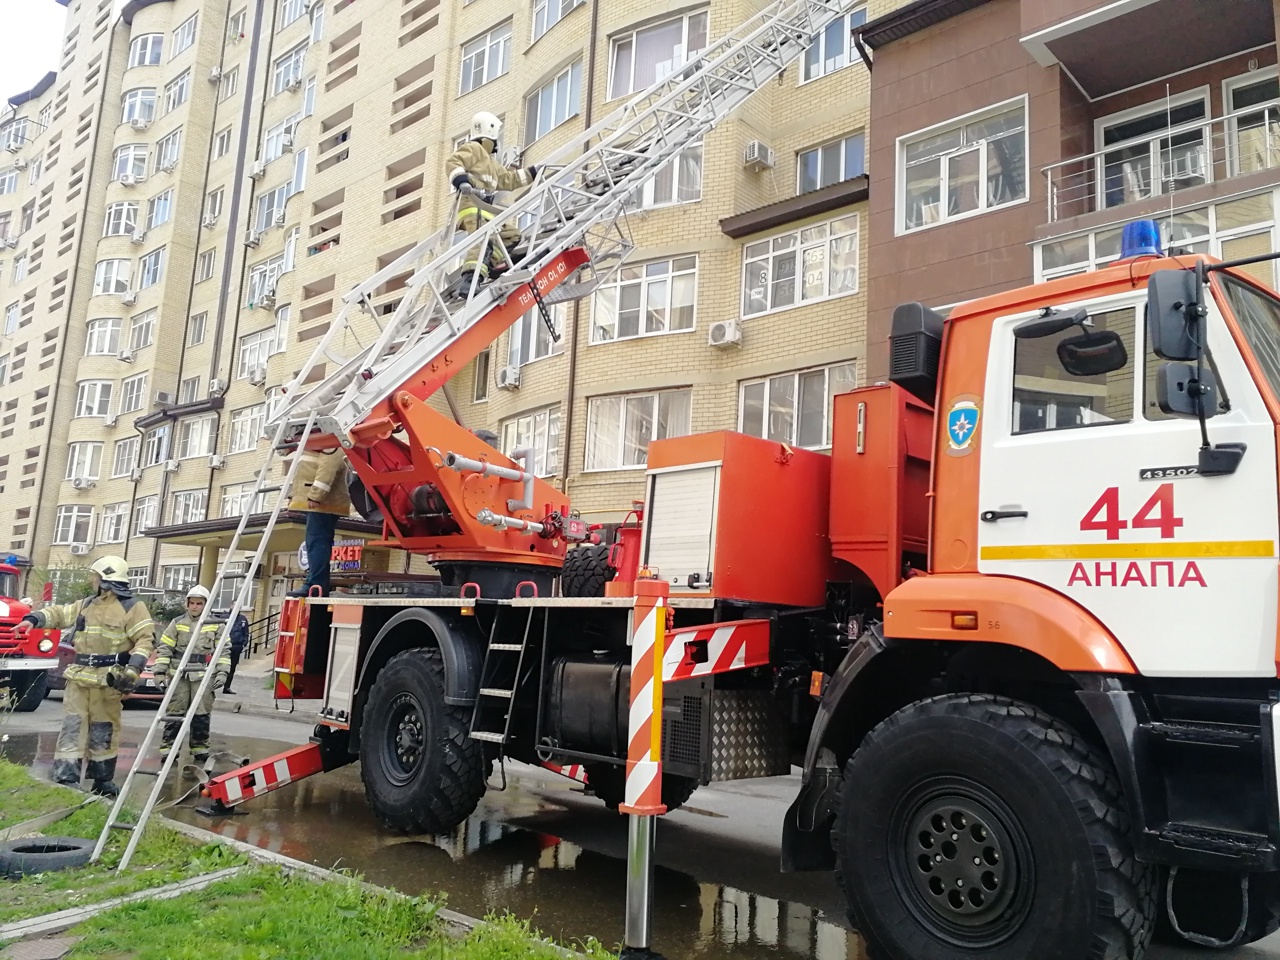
[853,29,872,71]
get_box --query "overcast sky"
[0,1,68,105]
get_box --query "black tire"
[0,836,93,879]
[561,544,614,598]
[583,763,698,813]
[834,694,1156,960]
[359,647,488,834]
[1156,867,1280,948]
[11,671,48,713]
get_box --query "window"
[0,118,25,151]
[142,425,170,466]
[85,317,121,355]
[1098,94,1207,209]
[100,503,129,543]
[801,6,866,83]
[4,301,18,334]
[112,437,138,476]
[205,187,224,220]
[609,11,707,100]
[121,373,148,413]
[585,389,691,470]
[65,442,103,480]
[27,154,41,185]
[138,248,164,287]
[532,0,582,42]
[460,22,512,95]
[740,362,858,448]
[238,328,275,378]
[264,115,300,161]
[163,70,191,113]
[162,563,199,590]
[229,404,266,452]
[103,201,139,236]
[11,255,26,283]
[901,99,1027,231]
[112,144,148,180]
[0,211,11,237]
[292,148,308,194]
[1220,275,1280,400]
[129,34,163,67]
[272,42,308,94]
[1011,306,1134,434]
[172,15,198,56]
[281,0,306,27]
[196,249,216,282]
[172,491,208,525]
[128,566,149,586]
[274,304,290,353]
[132,496,158,536]
[147,188,173,228]
[178,376,200,405]
[474,349,490,402]
[129,309,156,350]
[120,88,156,124]
[228,9,247,40]
[0,170,15,195]
[75,381,113,417]
[94,259,131,295]
[19,201,32,234]
[213,127,232,159]
[525,61,581,143]
[0,353,8,386]
[219,67,239,101]
[500,405,560,477]
[593,256,697,342]
[1229,71,1280,177]
[189,312,208,345]
[176,415,215,458]
[53,505,93,545]
[247,255,285,305]
[221,481,265,517]
[155,129,181,171]
[510,304,565,365]
[741,213,858,317]
[626,141,702,209]
[798,132,864,194]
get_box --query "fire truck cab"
[0,558,61,711]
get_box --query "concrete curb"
[210,697,321,722]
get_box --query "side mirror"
[1157,361,1221,419]
[1013,307,1089,340]
[1147,269,1201,361]
[1057,329,1128,377]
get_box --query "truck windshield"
[0,572,16,598]
[1218,273,1280,401]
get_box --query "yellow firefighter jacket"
[288,448,352,515]
[445,140,533,198]
[33,593,154,687]
[155,612,228,680]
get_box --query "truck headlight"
[37,638,53,653]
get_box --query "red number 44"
[1080,483,1184,541]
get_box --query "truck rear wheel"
[561,544,614,598]
[10,671,48,713]
[583,763,698,813]
[834,694,1155,960]
[360,648,487,834]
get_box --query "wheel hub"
[385,694,425,783]
[906,796,1018,927]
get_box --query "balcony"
[1043,99,1280,224]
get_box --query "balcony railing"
[1042,99,1280,223]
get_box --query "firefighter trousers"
[455,207,523,279]
[53,681,123,784]
[161,676,214,754]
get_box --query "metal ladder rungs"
[469,731,505,743]
[479,687,514,698]
[107,821,136,831]
[488,643,524,652]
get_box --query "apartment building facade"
[0,0,888,616]
[858,0,1280,378]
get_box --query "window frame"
[138,247,165,288]
[53,505,94,545]
[740,212,860,318]
[532,0,583,42]
[584,388,693,471]
[65,441,104,481]
[103,201,139,236]
[509,303,566,366]
[120,88,157,124]
[591,255,699,344]
[228,404,266,453]
[797,131,865,195]
[74,380,114,418]
[112,144,148,180]
[499,404,561,478]
[799,6,867,85]
[132,495,159,537]
[608,10,708,101]
[128,33,163,68]
[172,14,199,57]
[272,41,308,94]
[176,414,216,459]
[84,317,122,356]
[147,188,174,229]
[524,60,582,144]
[163,70,191,114]
[129,309,157,351]
[188,312,208,345]
[99,503,130,543]
[737,360,859,450]
[155,128,181,171]
[112,437,139,477]
[460,21,513,95]
[120,372,148,413]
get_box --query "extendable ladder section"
[90,412,318,872]
[269,0,861,443]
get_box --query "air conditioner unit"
[129,118,150,132]
[247,365,267,386]
[11,158,27,171]
[201,214,218,228]
[121,291,138,306]
[708,318,742,347]
[4,143,19,154]
[71,476,96,490]
[1,237,17,249]
[208,454,227,470]
[743,140,776,172]
[163,458,180,473]
[250,160,266,179]
[496,365,521,390]
[282,135,295,152]
[69,543,91,556]
[244,230,261,248]
[286,77,303,93]
[208,377,227,397]
[273,210,286,226]
[130,229,147,244]
[129,467,143,482]
[119,174,138,187]
[208,66,223,82]
[117,349,135,362]
[103,413,118,427]
[258,290,276,308]
[159,160,177,173]
[154,390,174,406]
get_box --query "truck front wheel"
[834,694,1156,960]
[360,648,488,834]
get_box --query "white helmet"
[470,111,502,145]
[185,584,211,602]
[89,556,130,584]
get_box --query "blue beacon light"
[1119,219,1163,260]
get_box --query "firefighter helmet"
[186,585,211,602]
[470,111,502,146]
[89,556,130,584]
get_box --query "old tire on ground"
[1155,868,1280,948]
[0,836,93,879]
[584,763,699,813]
[561,544,614,598]
[11,670,49,713]
[360,647,487,834]
[834,694,1156,960]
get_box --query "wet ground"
[3,695,1280,959]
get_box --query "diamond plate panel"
[709,689,790,782]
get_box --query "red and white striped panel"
[663,619,772,682]
[542,761,588,784]
[621,579,669,816]
[206,743,325,806]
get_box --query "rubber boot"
[91,780,119,797]
[51,761,81,786]
[446,269,478,301]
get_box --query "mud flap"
[781,765,840,872]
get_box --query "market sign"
[331,538,365,572]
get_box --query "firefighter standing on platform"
[153,584,229,762]
[445,111,540,298]
[13,556,154,796]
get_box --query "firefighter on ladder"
[13,556,154,796]
[445,111,540,299]
[152,584,229,763]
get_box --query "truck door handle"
[981,510,1028,522]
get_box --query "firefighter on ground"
[13,556,154,796]
[445,111,540,298]
[153,584,229,762]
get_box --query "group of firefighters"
[3,111,532,799]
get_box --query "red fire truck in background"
[0,557,61,711]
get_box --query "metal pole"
[621,814,665,960]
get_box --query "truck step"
[469,731,505,743]
[1157,822,1271,855]
[479,687,514,698]
[1144,720,1261,748]
[488,643,524,652]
